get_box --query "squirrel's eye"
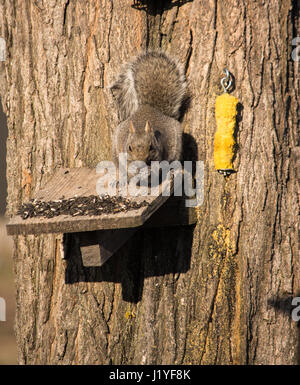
[128,145,132,152]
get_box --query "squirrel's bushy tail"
[110,51,187,121]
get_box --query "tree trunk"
[0,0,299,364]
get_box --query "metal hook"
[221,68,232,93]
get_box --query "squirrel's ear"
[145,120,152,133]
[129,121,136,134]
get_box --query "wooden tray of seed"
[6,167,177,236]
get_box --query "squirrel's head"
[127,120,158,164]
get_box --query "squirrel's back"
[110,51,187,121]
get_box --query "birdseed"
[17,195,148,220]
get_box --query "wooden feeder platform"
[6,167,197,266]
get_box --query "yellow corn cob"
[214,93,239,174]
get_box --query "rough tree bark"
[0,0,299,364]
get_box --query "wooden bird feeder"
[6,167,197,267]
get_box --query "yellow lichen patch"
[195,205,201,222]
[207,224,234,280]
[211,224,232,252]
[125,310,136,320]
[185,224,240,364]
[214,93,239,172]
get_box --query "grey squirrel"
[110,51,188,169]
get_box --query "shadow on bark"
[65,224,195,303]
[232,102,243,165]
[268,294,300,364]
[131,0,193,15]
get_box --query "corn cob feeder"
[214,69,239,176]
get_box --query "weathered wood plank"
[79,228,138,267]
[64,195,197,268]
[6,167,193,235]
